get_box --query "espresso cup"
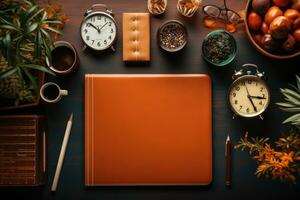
[40,82,68,103]
[46,41,79,75]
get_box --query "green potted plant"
[0,0,67,110]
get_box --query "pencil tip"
[226,135,230,141]
[69,113,73,121]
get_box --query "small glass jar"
[177,0,201,17]
[148,0,167,15]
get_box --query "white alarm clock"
[80,4,117,51]
[228,64,270,120]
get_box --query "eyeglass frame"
[202,0,244,24]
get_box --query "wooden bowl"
[0,72,45,111]
[245,0,300,59]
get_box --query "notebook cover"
[85,74,212,186]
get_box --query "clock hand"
[98,22,108,32]
[87,23,100,33]
[244,82,257,112]
[249,95,266,99]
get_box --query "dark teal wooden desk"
[1,0,300,199]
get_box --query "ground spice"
[203,32,234,64]
[159,22,187,51]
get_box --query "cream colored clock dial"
[229,76,270,118]
[80,13,117,50]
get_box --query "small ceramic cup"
[40,82,68,103]
[46,41,79,76]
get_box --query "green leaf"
[42,36,52,64]
[24,8,44,25]
[0,24,19,32]
[26,22,38,33]
[16,67,25,85]
[3,33,13,67]
[19,64,55,76]
[283,114,300,124]
[22,0,33,7]
[0,67,18,80]
[280,107,300,112]
[40,28,51,41]
[288,84,300,94]
[21,67,37,89]
[22,5,38,24]
[43,20,63,25]
[34,30,42,58]
[276,102,295,108]
[280,89,300,106]
[41,11,47,21]
[45,26,63,35]
[283,88,300,101]
[0,16,12,25]
[297,75,300,91]
[15,18,21,28]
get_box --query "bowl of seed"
[202,30,237,67]
[158,20,188,52]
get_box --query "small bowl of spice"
[202,30,237,67]
[158,20,188,52]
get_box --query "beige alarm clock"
[228,64,270,120]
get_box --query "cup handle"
[60,89,68,96]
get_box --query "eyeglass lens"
[203,6,220,17]
[226,10,240,23]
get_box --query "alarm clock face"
[80,12,117,50]
[228,75,270,118]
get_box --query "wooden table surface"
[1,0,300,199]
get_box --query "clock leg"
[232,114,237,119]
[111,45,116,52]
[259,115,264,120]
[82,45,87,51]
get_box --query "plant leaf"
[283,88,300,101]
[19,64,55,76]
[42,36,52,64]
[22,0,33,7]
[22,5,38,24]
[297,75,300,91]
[0,67,18,80]
[21,67,37,90]
[24,8,44,25]
[280,107,300,112]
[43,20,63,25]
[282,114,300,124]
[26,22,38,33]
[45,26,62,35]
[34,30,42,58]
[276,102,294,108]
[41,11,47,21]
[40,28,51,41]
[0,24,19,32]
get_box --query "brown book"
[85,74,212,186]
[0,115,46,186]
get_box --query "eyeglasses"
[202,0,244,33]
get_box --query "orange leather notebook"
[85,74,212,186]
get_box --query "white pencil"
[51,113,74,192]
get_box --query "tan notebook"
[85,74,212,186]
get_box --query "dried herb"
[235,132,300,184]
[203,32,234,64]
